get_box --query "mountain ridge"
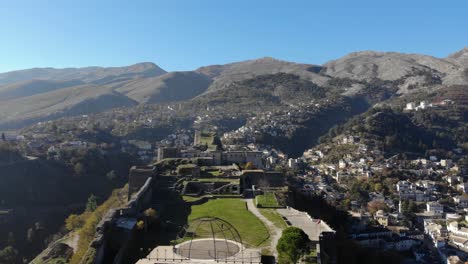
[0,47,466,130]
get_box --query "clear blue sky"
[0,0,467,73]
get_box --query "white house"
[441,159,453,168]
[338,159,347,169]
[405,102,416,110]
[396,180,414,192]
[426,202,444,214]
[288,158,298,170]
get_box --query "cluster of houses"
[303,135,383,182]
[288,130,467,263]
[222,100,331,145]
[404,99,455,111]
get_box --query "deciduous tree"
[277,227,309,264]
[86,194,98,212]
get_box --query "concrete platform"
[277,207,335,242]
[135,239,262,264]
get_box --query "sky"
[0,0,467,73]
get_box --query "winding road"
[245,198,282,258]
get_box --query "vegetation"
[0,142,24,165]
[258,208,288,229]
[256,192,281,208]
[182,195,206,202]
[85,194,98,212]
[321,104,466,157]
[290,188,402,264]
[68,185,128,264]
[276,227,309,264]
[0,246,20,264]
[188,198,269,247]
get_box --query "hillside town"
[7,120,468,263]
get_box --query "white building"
[396,180,414,192]
[426,202,444,214]
[405,102,416,110]
[420,101,428,109]
[338,159,347,169]
[288,158,299,170]
[441,159,453,168]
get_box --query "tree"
[367,200,387,216]
[65,214,84,230]
[144,208,158,227]
[244,162,255,170]
[277,227,309,264]
[136,220,145,230]
[374,183,383,193]
[106,170,117,181]
[86,194,98,212]
[0,246,19,264]
[400,200,418,218]
[74,162,85,176]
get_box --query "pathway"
[245,198,282,258]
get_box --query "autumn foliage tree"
[244,162,255,170]
[367,200,387,216]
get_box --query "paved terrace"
[277,207,335,242]
[135,245,261,264]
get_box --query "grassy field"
[258,208,288,229]
[256,192,280,208]
[188,198,269,247]
[196,178,240,184]
[207,170,221,176]
[182,195,243,202]
[182,195,205,202]
[199,133,217,151]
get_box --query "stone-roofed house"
[454,196,468,208]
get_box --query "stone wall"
[90,176,155,264]
[128,166,156,200]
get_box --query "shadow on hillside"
[125,190,191,262]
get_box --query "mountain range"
[0,47,467,130]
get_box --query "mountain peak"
[123,62,166,75]
[254,56,280,61]
[447,46,468,59]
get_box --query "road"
[245,198,282,258]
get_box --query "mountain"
[116,71,212,104]
[0,48,467,130]
[447,47,468,67]
[323,51,460,81]
[0,85,138,129]
[197,57,330,92]
[0,63,166,129]
[0,62,165,86]
[0,79,85,101]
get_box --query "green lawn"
[256,192,280,208]
[182,195,205,202]
[207,170,221,177]
[258,208,288,230]
[199,134,217,151]
[188,198,270,247]
[182,195,243,203]
[196,178,240,184]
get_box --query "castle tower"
[194,130,201,146]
